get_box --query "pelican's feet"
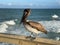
[26,36,36,40]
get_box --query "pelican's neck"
[22,14,28,22]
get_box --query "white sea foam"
[0,20,16,33]
[56,29,60,33]
[55,37,60,41]
[38,21,60,33]
[52,14,59,19]
[5,20,15,25]
[0,23,8,33]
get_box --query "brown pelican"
[20,9,47,39]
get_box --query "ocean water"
[0,9,60,45]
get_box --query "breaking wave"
[0,20,60,40]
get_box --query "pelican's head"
[20,9,31,24]
[23,9,31,16]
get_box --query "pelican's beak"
[19,18,23,25]
[19,20,23,27]
[19,20,22,25]
[19,15,24,25]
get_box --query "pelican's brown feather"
[26,21,47,34]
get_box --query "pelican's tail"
[41,29,47,34]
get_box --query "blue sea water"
[0,9,60,45]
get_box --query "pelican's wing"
[27,21,47,34]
